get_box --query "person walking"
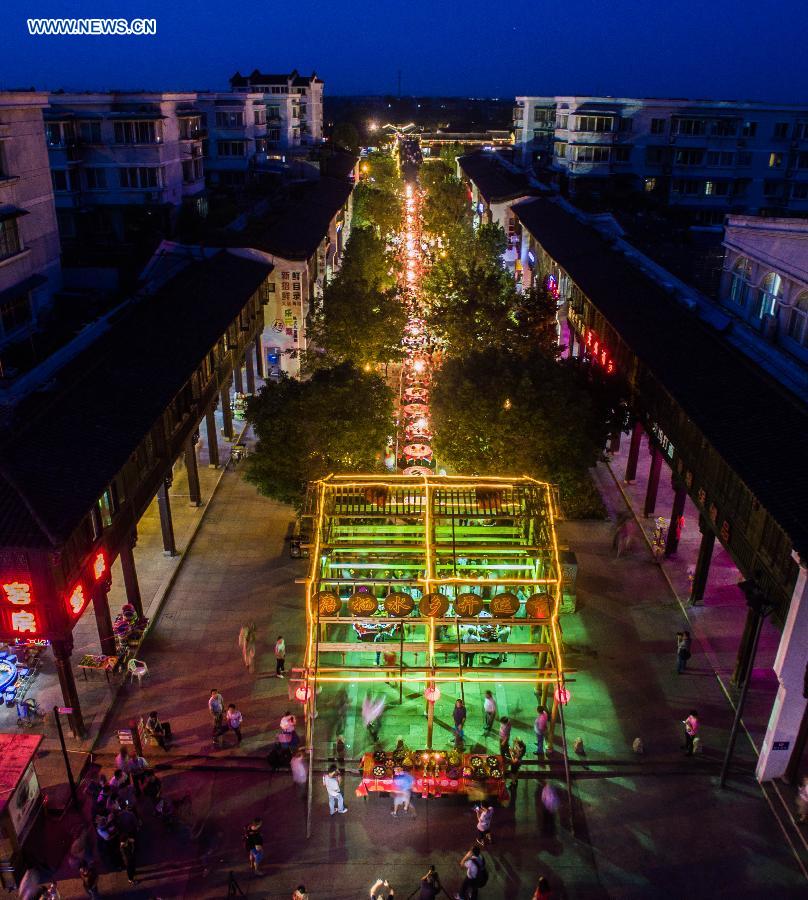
[534,706,549,757]
[79,862,99,900]
[676,631,692,674]
[238,623,256,673]
[323,764,347,815]
[291,749,308,799]
[226,703,243,745]
[541,781,560,835]
[482,691,497,735]
[475,804,493,845]
[508,738,526,790]
[498,716,512,756]
[531,876,553,899]
[274,635,286,678]
[391,767,415,817]
[243,818,264,873]
[119,835,137,886]
[208,689,224,735]
[362,693,385,742]
[452,699,467,745]
[125,748,149,795]
[682,710,699,755]
[456,846,486,899]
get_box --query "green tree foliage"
[352,153,402,237]
[420,159,470,244]
[430,349,608,518]
[331,121,360,155]
[245,363,393,506]
[305,226,406,370]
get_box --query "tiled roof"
[0,252,272,548]
[458,153,535,204]
[513,197,808,556]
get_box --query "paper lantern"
[295,685,312,703]
[554,686,570,705]
[424,685,441,703]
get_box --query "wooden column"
[245,349,255,394]
[254,334,263,379]
[689,518,715,606]
[624,421,643,483]
[608,430,622,453]
[732,605,759,687]
[157,476,177,557]
[233,359,244,394]
[92,584,116,657]
[643,443,664,517]
[185,435,201,507]
[220,382,233,441]
[205,407,220,468]
[52,638,85,738]
[664,483,688,558]
[119,530,143,617]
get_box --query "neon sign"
[67,584,85,616]
[546,274,559,298]
[11,610,37,634]
[568,308,616,374]
[93,551,107,581]
[3,582,33,605]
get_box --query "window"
[673,118,706,135]
[618,118,633,132]
[556,115,569,129]
[674,149,704,166]
[119,166,161,188]
[113,120,160,144]
[271,86,286,95]
[645,146,666,164]
[741,121,757,137]
[51,169,76,192]
[554,142,566,159]
[786,292,808,345]
[763,179,786,198]
[256,139,267,154]
[576,116,613,133]
[182,159,203,183]
[534,108,552,124]
[267,105,281,121]
[85,168,107,190]
[672,179,701,195]
[797,153,808,169]
[710,119,737,136]
[757,272,782,318]
[793,183,808,199]
[254,108,266,125]
[796,123,808,140]
[45,122,71,146]
[178,116,201,140]
[736,151,752,166]
[79,120,102,143]
[706,151,734,166]
[0,292,32,336]
[573,145,610,162]
[773,122,789,139]
[769,152,783,168]
[267,128,280,143]
[650,118,666,134]
[613,147,631,162]
[215,111,244,128]
[216,141,246,157]
[729,258,752,308]
[644,177,657,192]
[732,179,751,197]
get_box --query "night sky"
[3,0,808,100]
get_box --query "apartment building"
[513,96,808,224]
[0,92,61,350]
[229,70,324,152]
[197,92,268,186]
[46,92,206,249]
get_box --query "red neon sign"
[93,551,107,581]
[67,584,85,616]
[583,327,615,375]
[3,581,33,605]
[11,610,38,634]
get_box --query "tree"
[352,152,402,238]
[331,122,360,155]
[430,349,608,518]
[420,160,470,244]
[245,363,393,506]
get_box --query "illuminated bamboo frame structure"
[302,474,565,691]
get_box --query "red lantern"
[424,685,441,703]
[295,685,312,703]
[554,686,571,705]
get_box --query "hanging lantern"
[295,684,312,703]
[424,685,441,703]
[554,686,571,705]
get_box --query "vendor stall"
[0,734,44,890]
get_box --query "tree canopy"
[420,159,470,245]
[331,122,360,155]
[352,153,402,237]
[245,363,393,506]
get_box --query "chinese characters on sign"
[1,579,39,636]
[418,593,450,618]
[567,308,615,374]
[3,582,33,605]
[348,592,379,616]
[489,593,520,618]
[93,551,107,581]
[525,595,552,619]
[314,591,340,616]
[454,593,483,617]
[383,593,415,617]
[67,584,85,616]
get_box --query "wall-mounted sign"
[489,592,520,617]
[648,420,675,461]
[454,593,483,617]
[419,593,450,618]
[349,591,379,616]
[383,592,415,617]
[567,308,615,374]
[313,591,340,616]
[526,594,552,618]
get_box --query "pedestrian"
[541,781,559,835]
[243,818,264,873]
[534,706,549,756]
[238,622,256,673]
[292,886,309,900]
[209,689,224,733]
[126,748,149,795]
[274,635,286,678]
[456,846,487,899]
[498,716,511,755]
[369,879,395,899]
[475,804,493,845]
[676,631,692,674]
[118,835,137,886]
[142,770,162,806]
[452,699,467,745]
[796,776,808,822]
[509,738,526,788]
[531,876,553,899]
[144,711,169,751]
[391,767,415,816]
[226,703,243,745]
[114,745,129,771]
[109,768,130,793]
[382,648,398,686]
[79,861,99,900]
[682,710,699,755]
[116,803,140,838]
[323,764,348,815]
[335,734,346,773]
[291,749,308,799]
[362,693,385,742]
[416,865,442,899]
[482,691,497,734]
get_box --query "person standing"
[209,689,224,735]
[498,716,512,756]
[682,710,699,755]
[291,749,308,799]
[292,886,309,900]
[475,804,494,845]
[126,748,149,795]
[119,835,137,886]
[482,691,497,735]
[534,706,549,757]
[676,631,692,674]
[226,703,243,745]
[243,818,264,873]
[457,846,486,899]
[508,738,526,790]
[452,699,467,744]
[323,764,347,815]
[79,862,100,900]
[417,866,442,899]
[274,636,286,678]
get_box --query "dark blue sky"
[3,0,808,100]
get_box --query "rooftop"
[0,251,272,548]
[458,152,535,204]
[513,197,808,556]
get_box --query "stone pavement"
[40,453,807,898]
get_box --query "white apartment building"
[197,92,268,187]
[46,92,206,247]
[0,92,61,349]
[229,70,324,152]
[513,96,808,224]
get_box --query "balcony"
[513,107,524,121]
